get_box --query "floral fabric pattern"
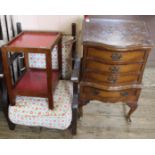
[29,36,73,79]
[9,80,73,130]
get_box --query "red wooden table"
[1,31,62,109]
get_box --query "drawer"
[84,72,139,85]
[85,60,143,73]
[80,86,138,103]
[87,48,145,64]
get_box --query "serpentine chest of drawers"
[79,19,154,122]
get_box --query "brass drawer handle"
[111,53,122,61]
[107,76,117,84]
[109,66,120,73]
[120,92,129,97]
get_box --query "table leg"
[24,52,29,69]
[46,50,53,110]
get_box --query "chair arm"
[71,58,81,83]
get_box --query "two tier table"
[1,31,62,110]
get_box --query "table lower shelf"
[13,69,59,97]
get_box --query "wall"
[13,15,83,56]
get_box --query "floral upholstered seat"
[9,80,73,129]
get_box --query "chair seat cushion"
[9,80,73,130]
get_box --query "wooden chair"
[2,22,80,135]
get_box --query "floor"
[0,68,155,139]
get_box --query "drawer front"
[85,60,142,73]
[87,48,145,64]
[80,86,138,103]
[84,72,139,85]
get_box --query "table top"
[7,31,61,49]
[82,19,154,50]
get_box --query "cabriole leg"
[126,102,138,122]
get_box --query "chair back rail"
[71,23,77,69]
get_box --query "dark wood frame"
[1,22,80,135]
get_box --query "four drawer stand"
[80,19,154,122]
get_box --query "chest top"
[82,19,154,51]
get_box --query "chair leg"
[8,121,16,130]
[3,104,16,130]
[1,86,16,131]
[71,108,77,135]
